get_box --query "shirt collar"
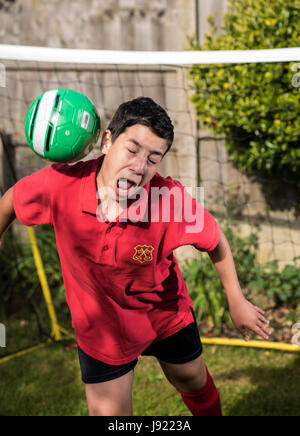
[81,155,150,223]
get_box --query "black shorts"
[77,309,202,384]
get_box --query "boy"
[0,97,271,416]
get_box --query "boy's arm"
[0,187,16,245]
[208,228,271,341]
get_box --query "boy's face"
[97,124,169,202]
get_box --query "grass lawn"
[0,340,299,416]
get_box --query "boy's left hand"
[229,296,272,341]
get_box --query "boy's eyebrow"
[128,138,164,156]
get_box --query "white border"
[0,45,300,65]
[32,89,58,157]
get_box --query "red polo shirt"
[13,155,220,364]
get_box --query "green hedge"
[188,0,300,177]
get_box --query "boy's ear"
[100,130,113,155]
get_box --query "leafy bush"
[250,258,300,309]
[188,0,300,177]
[0,226,67,328]
[182,224,300,334]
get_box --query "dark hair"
[107,97,174,153]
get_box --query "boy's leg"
[85,370,134,416]
[142,309,222,416]
[159,355,222,416]
[158,354,207,393]
[77,345,137,416]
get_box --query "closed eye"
[148,158,158,165]
[128,148,159,165]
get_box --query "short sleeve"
[161,179,220,257]
[13,166,53,226]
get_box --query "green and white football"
[25,88,101,163]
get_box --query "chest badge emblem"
[133,245,155,264]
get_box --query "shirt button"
[103,245,109,251]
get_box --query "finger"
[254,306,265,315]
[257,313,270,325]
[257,322,272,336]
[262,325,272,337]
[240,327,250,342]
[253,325,270,340]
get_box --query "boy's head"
[98,97,174,201]
[107,97,174,152]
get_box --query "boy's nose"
[131,156,147,175]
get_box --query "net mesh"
[0,47,299,347]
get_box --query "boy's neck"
[96,166,125,222]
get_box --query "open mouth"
[116,178,138,196]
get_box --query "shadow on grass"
[223,352,300,416]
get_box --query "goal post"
[26,227,63,342]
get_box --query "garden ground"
[0,340,299,416]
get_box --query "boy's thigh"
[141,310,206,393]
[85,370,135,416]
[77,345,138,416]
